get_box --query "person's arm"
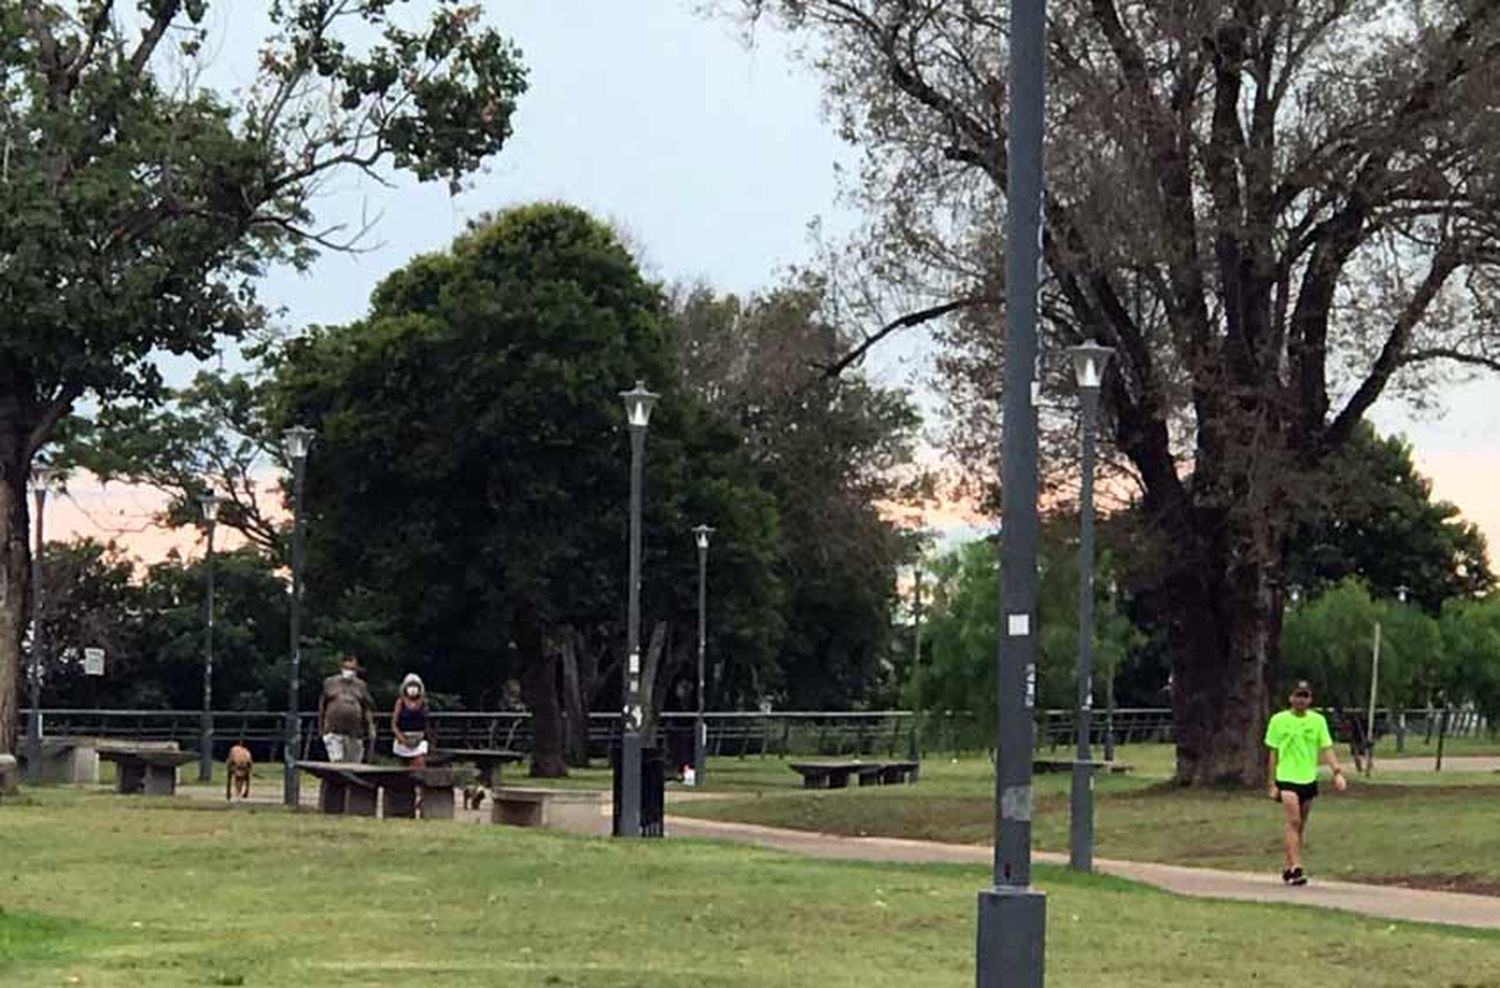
[362,684,377,742]
[391,699,405,745]
[1267,749,1279,799]
[317,683,329,736]
[1318,717,1347,790]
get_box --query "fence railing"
[14,706,1488,764]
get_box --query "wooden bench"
[490,787,612,836]
[98,745,199,796]
[0,753,16,794]
[295,762,456,820]
[427,748,524,788]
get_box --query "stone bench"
[296,762,455,820]
[427,748,525,789]
[16,737,103,784]
[789,760,922,789]
[490,787,612,837]
[0,753,17,795]
[98,745,199,796]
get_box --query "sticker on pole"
[1007,613,1030,637]
[1024,663,1036,709]
[83,648,105,676]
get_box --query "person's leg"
[1279,789,1302,872]
[1297,797,1312,849]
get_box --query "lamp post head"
[621,381,659,431]
[30,464,59,493]
[1288,584,1303,605]
[1068,340,1115,391]
[200,494,221,524]
[282,425,315,463]
[1396,585,1410,604]
[693,524,715,551]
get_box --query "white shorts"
[392,738,429,759]
[323,733,365,763]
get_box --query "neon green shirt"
[1264,709,1333,784]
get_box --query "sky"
[48,1,1500,561]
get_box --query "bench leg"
[142,764,177,796]
[384,786,417,819]
[344,785,378,817]
[830,770,850,789]
[117,762,146,795]
[318,779,347,814]
[421,786,455,820]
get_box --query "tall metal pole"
[1070,384,1100,872]
[24,479,49,783]
[198,508,218,782]
[693,525,712,785]
[283,451,308,807]
[1366,621,1381,777]
[620,423,646,836]
[908,566,923,765]
[977,0,1047,982]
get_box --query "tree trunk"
[1159,524,1279,787]
[559,629,590,767]
[637,621,668,741]
[515,612,567,778]
[0,441,32,757]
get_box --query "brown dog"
[225,744,253,801]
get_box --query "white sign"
[83,648,105,676]
[1007,613,1031,637]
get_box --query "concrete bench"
[0,753,17,795]
[427,748,524,789]
[16,737,102,784]
[98,745,199,796]
[789,760,922,789]
[491,787,611,836]
[1032,758,1132,775]
[296,762,455,820]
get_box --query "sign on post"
[83,648,105,676]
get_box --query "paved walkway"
[1380,755,1500,773]
[668,816,1500,931]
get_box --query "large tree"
[0,1,526,755]
[274,204,784,776]
[741,1,1500,784]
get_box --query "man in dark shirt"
[319,655,376,762]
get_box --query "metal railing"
[15,705,1485,763]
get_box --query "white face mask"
[341,669,356,680]
[405,686,420,698]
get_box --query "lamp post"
[1067,340,1113,873]
[978,0,1047,981]
[24,464,57,783]
[692,524,714,786]
[619,382,658,837]
[282,426,314,808]
[198,494,221,783]
[908,565,924,766]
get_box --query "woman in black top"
[391,673,430,768]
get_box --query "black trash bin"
[611,744,665,837]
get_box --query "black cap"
[1291,680,1312,696]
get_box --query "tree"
[739,1,1500,784]
[0,0,527,755]
[671,283,922,709]
[1287,426,1493,611]
[919,529,1139,738]
[273,204,784,776]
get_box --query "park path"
[1380,755,1500,773]
[667,816,1500,931]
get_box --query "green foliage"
[919,529,1140,733]
[1287,426,1494,611]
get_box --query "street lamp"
[1068,339,1113,874]
[692,524,714,786]
[282,425,314,808]
[619,382,658,837]
[978,0,1047,981]
[24,464,58,783]
[198,494,221,783]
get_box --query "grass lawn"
[672,746,1500,892]
[3,789,1499,987]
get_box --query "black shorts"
[1275,780,1318,804]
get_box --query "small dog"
[462,783,488,811]
[226,744,253,801]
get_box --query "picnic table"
[295,761,456,820]
[427,748,525,788]
[788,760,921,790]
[97,744,199,796]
